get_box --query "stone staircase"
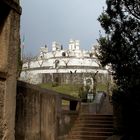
[66,114,114,140]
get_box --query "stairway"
[66,114,114,140]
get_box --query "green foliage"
[98,1,140,136]
[52,82,59,87]
[40,82,110,104]
[40,83,108,102]
[96,83,108,92]
[98,0,140,91]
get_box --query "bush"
[112,85,140,137]
[52,82,59,87]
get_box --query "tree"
[22,52,36,68]
[98,0,140,138]
[36,52,46,67]
[98,0,140,91]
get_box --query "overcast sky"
[20,0,106,55]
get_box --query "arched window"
[55,60,59,68]
[62,52,66,57]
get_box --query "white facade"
[20,39,108,84]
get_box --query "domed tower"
[75,40,80,50]
[52,41,61,51]
[69,39,80,51]
[69,39,74,50]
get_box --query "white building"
[20,39,108,85]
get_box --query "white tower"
[52,41,61,51]
[69,39,80,51]
[75,40,80,50]
[69,39,74,50]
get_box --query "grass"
[39,82,108,96]
[96,83,108,92]
[39,83,82,105]
[39,83,81,97]
[39,82,108,105]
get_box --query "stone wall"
[42,73,108,85]
[16,81,58,140]
[58,111,78,140]
[15,81,80,140]
[0,1,21,140]
[20,68,108,85]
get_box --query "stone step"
[72,123,113,128]
[77,118,113,122]
[76,120,113,124]
[71,127,114,132]
[78,115,113,118]
[67,135,109,140]
[78,116,113,120]
[66,114,114,140]
[80,114,113,117]
[70,131,113,136]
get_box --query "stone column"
[0,1,21,140]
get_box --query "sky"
[20,0,106,55]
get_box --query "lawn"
[96,83,108,92]
[39,83,108,105]
[39,83,81,97]
[39,82,108,96]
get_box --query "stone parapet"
[15,81,81,140]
